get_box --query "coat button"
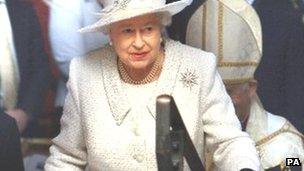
[132,127,140,136]
[133,154,144,163]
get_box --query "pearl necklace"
[118,55,163,85]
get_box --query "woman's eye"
[122,28,133,34]
[144,25,155,32]
[146,26,153,31]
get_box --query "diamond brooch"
[180,69,198,89]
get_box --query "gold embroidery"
[217,2,224,63]
[256,121,304,146]
[223,77,253,85]
[280,162,292,171]
[202,3,207,50]
[218,61,259,67]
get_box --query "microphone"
[156,94,205,171]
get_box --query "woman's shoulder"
[70,45,113,68]
[68,46,114,82]
[166,39,217,73]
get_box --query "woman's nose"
[133,31,145,49]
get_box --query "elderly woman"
[45,0,260,170]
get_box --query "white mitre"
[186,0,261,84]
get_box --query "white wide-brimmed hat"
[186,0,262,85]
[80,0,192,33]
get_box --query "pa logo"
[286,158,302,167]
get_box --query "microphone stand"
[156,95,205,171]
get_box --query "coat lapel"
[146,39,183,118]
[101,46,131,126]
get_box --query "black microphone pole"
[156,95,205,171]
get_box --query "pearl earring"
[109,41,113,46]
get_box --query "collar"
[101,39,183,125]
[245,94,268,142]
[0,0,5,4]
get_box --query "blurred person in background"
[49,0,108,124]
[185,0,304,170]
[0,0,50,135]
[0,110,24,171]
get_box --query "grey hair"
[155,12,171,48]
[155,12,172,28]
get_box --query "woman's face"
[109,14,162,70]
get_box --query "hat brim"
[79,0,191,33]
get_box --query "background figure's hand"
[6,108,29,133]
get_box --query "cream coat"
[45,39,260,171]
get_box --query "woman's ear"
[108,35,113,46]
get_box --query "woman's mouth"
[131,52,148,60]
